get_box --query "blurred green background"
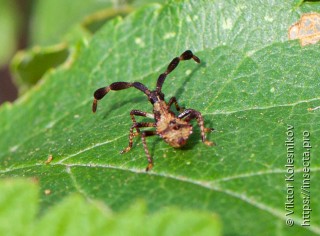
[0,0,164,104]
[0,0,27,104]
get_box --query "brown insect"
[92,50,214,171]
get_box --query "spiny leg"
[140,131,157,171]
[92,82,151,112]
[120,122,156,154]
[168,97,185,112]
[156,50,200,93]
[129,110,155,135]
[178,109,215,146]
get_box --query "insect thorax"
[154,101,193,148]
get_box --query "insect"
[92,50,214,171]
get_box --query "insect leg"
[120,122,156,154]
[168,97,185,112]
[129,110,155,135]
[156,50,200,93]
[141,131,157,171]
[178,109,215,146]
[92,82,150,112]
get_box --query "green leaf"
[1,0,320,235]
[0,179,37,236]
[30,0,113,45]
[30,0,168,46]
[0,179,221,236]
[10,44,70,94]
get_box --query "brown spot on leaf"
[289,13,320,46]
[45,154,53,164]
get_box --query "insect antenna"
[156,50,200,93]
[92,82,150,112]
